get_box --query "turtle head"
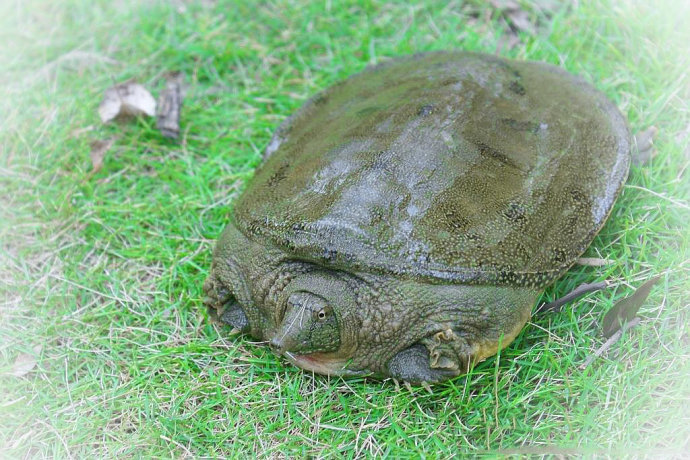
[270,291,340,354]
[269,270,361,375]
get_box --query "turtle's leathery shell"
[235,52,630,288]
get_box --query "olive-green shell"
[235,52,630,288]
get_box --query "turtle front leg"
[387,344,461,384]
[203,272,250,333]
[387,328,473,383]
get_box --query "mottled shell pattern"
[235,52,630,289]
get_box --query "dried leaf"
[98,82,156,123]
[506,8,534,33]
[10,345,42,377]
[496,32,521,52]
[156,72,183,139]
[576,257,612,267]
[675,122,690,161]
[602,276,661,338]
[70,125,95,138]
[531,0,565,14]
[489,0,536,34]
[89,138,114,173]
[489,0,519,9]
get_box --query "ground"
[1,0,689,457]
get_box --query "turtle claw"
[203,273,250,333]
[632,126,658,166]
[421,381,433,394]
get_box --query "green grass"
[1,0,689,457]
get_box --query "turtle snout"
[269,333,299,355]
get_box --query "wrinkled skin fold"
[204,222,539,382]
[203,52,631,383]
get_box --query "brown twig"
[536,280,610,314]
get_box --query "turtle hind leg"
[387,344,460,384]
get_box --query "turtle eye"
[315,306,331,321]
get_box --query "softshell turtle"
[203,51,633,383]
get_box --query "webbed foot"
[219,300,250,332]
